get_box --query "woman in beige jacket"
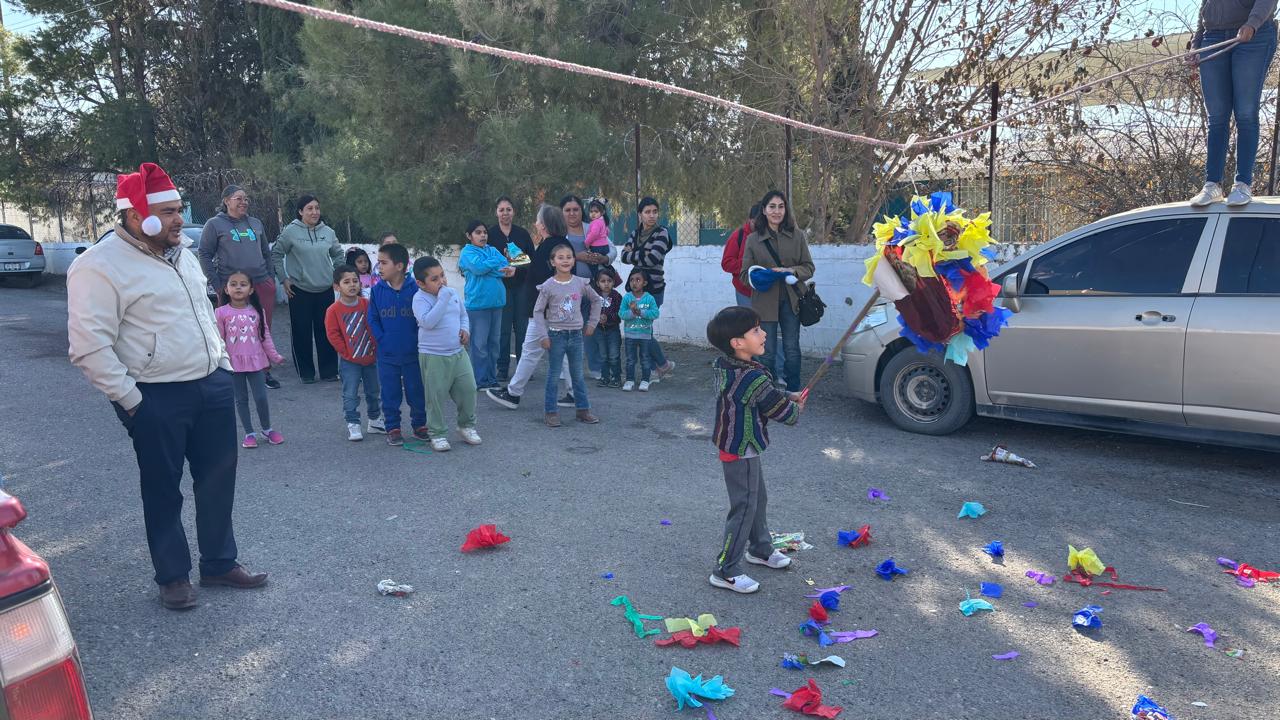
[739,190,814,391]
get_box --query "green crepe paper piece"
[610,595,663,638]
[959,591,996,616]
[665,614,718,637]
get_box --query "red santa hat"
[116,163,181,236]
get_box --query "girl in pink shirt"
[346,247,376,298]
[215,270,286,448]
[586,199,611,253]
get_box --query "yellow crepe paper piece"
[1068,545,1106,576]
[665,614,718,637]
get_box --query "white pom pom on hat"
[116,162,181,236]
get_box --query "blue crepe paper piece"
[945,333,977,366]
[962,306,1012,350]
[660,519,672,526]
[799,619,833,647]
[958,501,986,519]
[980,246,999,261]
[935,258,977,291]
[982,541,1004,558]
[1023,601,1038,608]
[1073,605,1103,630]
[930,191,957,214]
[665,667,734,710]
[980,582,1003,598]
[818,590,841,611]
[959,591,995,616]
[1131,694,1173,720]
[867,487,889,501]
[780,654,805,670]
[875,558,908,581]
[601,572,614,580]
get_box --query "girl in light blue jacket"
[458,219,513,389]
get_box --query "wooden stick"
[800,289,882,399]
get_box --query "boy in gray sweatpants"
[705,305,805,594]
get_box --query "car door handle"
[1134,311,1176,324]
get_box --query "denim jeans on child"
[1199,23,1278,185]
[339,359,381,425]
[761,294,802,391]
[468,306,503,388]
[595,327,622,383]
[624,336,652,384]
[545,328,591,413]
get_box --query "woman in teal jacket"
[458,219,514,389]
[270,194,344,382]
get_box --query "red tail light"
[4,656,92,720]
[32,243,43,256]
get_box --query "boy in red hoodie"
[326,264,385,441]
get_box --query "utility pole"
[784,123,793,201]
[987,82,999,213]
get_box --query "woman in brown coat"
[739,190,814,391]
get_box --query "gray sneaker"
[1190,181,1224,207]
[708,573,760,594]
[1226,181,1254,207]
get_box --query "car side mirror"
[1000,274,1022,313]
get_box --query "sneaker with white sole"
[367,417,386,434]
[1226,181,1254,207]
[745,550,792,569]
[622,381,635,392]
[657,360,676,379]
[1190,181,1224,207]
[459,427,482,445]
[486,387,521,409]
[708,573,760,594]
[431,437,451,452]
[638,380,651,392]
[347,423,363,441]
[557,393,576,408]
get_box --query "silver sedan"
[0,224,46,287]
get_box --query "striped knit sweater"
[712,355,800,456]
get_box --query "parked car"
[95,224,218,306]
[843,199,1280,452]
[0,224,46,287]
[0,489,93,718]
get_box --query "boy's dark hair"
[378,242,409,270]
[412,255,441,282]
[707,305,761,357]
[333,264,359,285]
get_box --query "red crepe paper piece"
[781,679,843,718]
[654,626,742,648]
[1224,563,1280,583]
[843,524,871,548]
[460,524,511,552]
[961,271,1000,316]
[808,601,829,624]
[1062,566,1164,592]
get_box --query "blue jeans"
[1200,23,1277,185]
[624,336,652,383]
[595,326,622,382]
[735,291,753,307]
[339,359,381,424]
[646,289,668,370]
[377,355,425,431]
[582,298,602,374]
[546,329,590,413]
[468,307,503,388]
[761,295,802,391]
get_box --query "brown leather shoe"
[544,413,562,428]
[160,580,197,610]
[200,564,269,589]
[575,409,599,424]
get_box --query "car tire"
[878,346,975,435]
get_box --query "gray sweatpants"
[715,456,773,579]
[232,370,271,435]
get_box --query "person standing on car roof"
[67,163,269,611]
[198,184,282,388]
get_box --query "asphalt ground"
[1,279,1277,720]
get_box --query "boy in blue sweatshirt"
[368,244,427,446]
[706,305,805,594]
[412,257,479,453]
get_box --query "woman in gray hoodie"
[271,194,344,383]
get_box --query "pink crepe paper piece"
[1237,576,1256,588]
[805,585,851,598]
[828,629,878,642]
[1022,602,1038,608]
[1025,570,1056,585]
[992,651,1020,661]
[771,688,793,699]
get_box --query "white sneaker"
[459,427,482,445]
[622,381,635,392]
[347,423,363,441]
[638,380,651,392]
[745,550,792,569]
[590,370,602,380]
[431,437,451,452]
[1226,181,1254,207]
[367,417,386,434]
[709,573,760,594]
[1190,182,1224,207]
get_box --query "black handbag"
[762,234,825,327]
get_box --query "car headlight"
[855,305,889,332]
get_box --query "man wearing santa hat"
[68,162,268,610]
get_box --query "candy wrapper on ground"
[781,654,846,670]
[863,192,1011,366]
[376,579,414,596]
[772,532,815,553]
[980,445,1036,468]
[666,667,734,710]
[460,524,511,552]
[1131,694,1173,720]
[779,679,843,718]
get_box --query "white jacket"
[67,226,231,411]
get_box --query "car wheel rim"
[894,363,951,423]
